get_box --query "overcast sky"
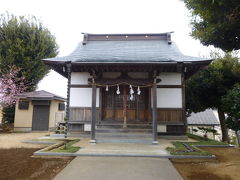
[1,0,215,98]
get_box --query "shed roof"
[18,90,66,101]
[43,33,211,63]
[187,109,220,126]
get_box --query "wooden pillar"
[182,72,187,134]
[65,62,71,139]
[148,87,152,122]
[152,79,158,144]
[90,82,97,143]
[112,89,116,120]
[123,86,127,128]
[136,94,139,121]
[99,87,102,123]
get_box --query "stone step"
[96,132,152,138]
[96,128,152,133]
[67,132,153,141]
[67,132,90,138]
[97,124,152,129]
[96,122,152,129]
[98,120,150,124]
[50,134,65,138]
[96,138,152,144]
[96,130,153,144]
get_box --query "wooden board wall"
[157,108,183,123]
[70,107,182,123]
[70,107,100,122]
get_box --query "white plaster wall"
[70,88,99,107]
[84,124,92,131]
[71,72,91,84]
[157,125,167,132]
[157,73,181,85]
[156,88,182,108]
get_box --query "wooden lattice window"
[114,94,122,108]
[103,86,148,110]
[105,93,113,108]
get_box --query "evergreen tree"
[183,0,240,51]
[222,83,240,146]
[0,13,58,123]
[186,53,240,142]
[0,13,58,91]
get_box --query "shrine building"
[43,32,212,144]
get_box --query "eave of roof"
[25,97,66,101]
[18,90,66,102]
[188,124,220,126]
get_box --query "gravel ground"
[0,132,49,149]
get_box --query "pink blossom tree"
[0,66,27,107]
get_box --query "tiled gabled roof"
[43,33,211,63]
[187,109,220,126]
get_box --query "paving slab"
[71,138,196,157]
[53,156,183,180]
[76,139,170,156]
[33,137,215,159]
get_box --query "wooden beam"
[87,33,169,41]
[70,84,91,88]
[93,73,154,86]
[176,62,183,73]
[157,85,182,88]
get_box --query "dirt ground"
[0,148,73,180]
[171,147,240,180]
[0,132,74,180]
[0,132,50,148]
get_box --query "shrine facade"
[43,32,212,144]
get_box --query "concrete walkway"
[53,156,183,180]
[70,138,195,157]
[74,138,170,156]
